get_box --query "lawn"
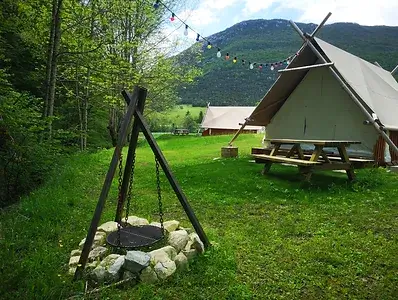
[152,104,206,129]
[1,134,398,299]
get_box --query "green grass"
[1,134,398,299]
[153,104,206,128]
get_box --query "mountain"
[176,19,398,107]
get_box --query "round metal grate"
[106,225,164,249]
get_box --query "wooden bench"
[253,154,321,166]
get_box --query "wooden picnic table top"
[265,139,361,146]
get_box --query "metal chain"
[116,152,123,246]
[155,157,165,235]
[124,153,136,226]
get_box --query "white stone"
[70,249,81,257]
[68,256,80,267]
[184,240,193,251]
[183,248,197,260]
[107,255,125,282]
[149,222,161,228]
[139,266,158,284]
[189,233,205,254]
[168,230,189,252]
[97,221,118,234]
[124,251,151,273]
[93,231,106,246]
[92,266,106,283]
[126,216,149,226]
[86,261,99,271]
[163,220,179,232]
[100,254,121,268]
[154,261,176,280]
[78,238,86,249]
[149,249,171,265]
[160,246,177,261]
[88,246,108,262]
[174,252,188,270]
[68,267,76,276]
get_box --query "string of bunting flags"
[152,0,299,71]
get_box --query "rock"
[93,231,107,246]
[124,251,151,273]
[107,255,125,282]
[70,249,81,257]
[183,248,197,260]
[163,220,179,232]
[86,261,99,271]
[149,249,171,265]
[168,230,189,252]
[178,226,194,234]
[184,240,193,251]
[97,221,118,234]
[160,246,177,260]
[126,216,149,226]
[174,252,188,271]
[78,238,86,249]
[68,256,80,267]
[92,266,107,283]
[100,254,121,268]
[123,270,136,281]
[189,233,205,254]
[88,246,108,262]
[139,266,158,284]
[68,267,76,276]
[149,222,161,228]
[153,261,176,280]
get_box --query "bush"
[0,75,55,207]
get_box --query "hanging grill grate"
[106,225,164,249]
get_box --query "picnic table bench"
[173,128,189,135]
[252,139,374,181]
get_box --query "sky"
[163,0,398,52]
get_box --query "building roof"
[201,106,263,130]
[246,37,398,130]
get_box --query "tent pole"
[374,61,382,68]
[289,19,398,157]
[391,65,398,75]
[228,121,247,146]
[310,12,332,37]
[278,62,334,73]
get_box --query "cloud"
[180,0,240,27]
[242,0,398,26]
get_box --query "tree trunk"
[45,0,63,139]
[43,0,57,118]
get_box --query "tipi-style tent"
[201,105,263,136]
[241,14,398,165]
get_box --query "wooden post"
[74,87,139,281]
[289,17,398,159]
[132,108,211,249]
[115,88,147,223]
[278,62,334,73]
[310,12,332,37]
[228,121,247,146]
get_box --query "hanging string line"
[152,0,299,70]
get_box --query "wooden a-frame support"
[74,86,210,280]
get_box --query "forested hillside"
[0,0,199,206]
[177,19,398,106]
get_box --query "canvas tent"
[245,37,398,164]
[201,105,263,136]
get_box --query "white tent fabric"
[315,38,398,129]
[247,38,398,130]
[201,106,262,131]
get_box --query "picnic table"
[252,139,374,181]
[173,128,189,135]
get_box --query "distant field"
[154,105,206,128]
